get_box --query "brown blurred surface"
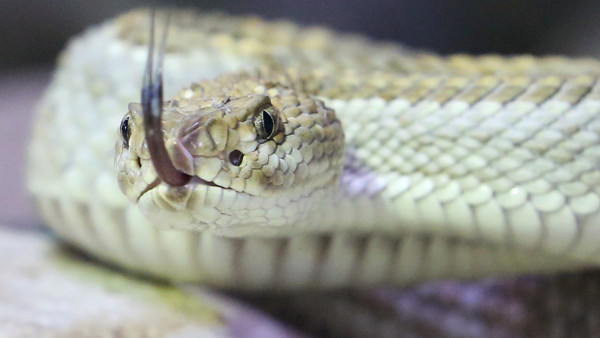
[0,226,305,337]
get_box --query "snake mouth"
[137,177,161,202]
[136,173,231,202]
[190,176,223,188]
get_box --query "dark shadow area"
[2,0,600,73]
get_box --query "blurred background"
[2,0,600,226]
[3,0,600,71]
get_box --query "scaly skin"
[27,7,600,334]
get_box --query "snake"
[28,8,600,296]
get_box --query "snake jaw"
[115,102,191,203]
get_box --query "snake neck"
[296,160,400,235]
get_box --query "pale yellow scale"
[28,9,600,289]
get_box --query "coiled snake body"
[28,9,600,291]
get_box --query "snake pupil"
[254,106,278,141]
[229,150,244,166]
[120,115,131,148]
[262,110,274,137]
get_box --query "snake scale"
[27,8,600,335]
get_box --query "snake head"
[115,73,345,234]
[115,10,344,234]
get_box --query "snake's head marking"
[116,74,345,234]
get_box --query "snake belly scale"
[28,9,600,289]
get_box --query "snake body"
[28,9,600,290]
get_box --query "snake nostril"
[229,150,244,166]
[136,157,142,168]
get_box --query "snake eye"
[254,106,279,141]
[229,149,244,166]
[120,114,131,148]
